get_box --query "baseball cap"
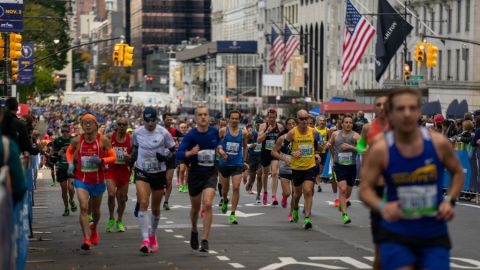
[433,115,445,123]
[143,107,158,122]
[268,108,277,114]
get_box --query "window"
[431,9,435,31]
[464,48,469,80]
[438,50,442,80]
[423,7,427,34]
[457,0,461,33]
[447,8,452,33]
[456,49,460,80]
[439,4,443,34]
[447,50,451,80]
[466,0,470,31]
[415,16,419,35]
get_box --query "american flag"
[281,24,300,73]
[341,0,376,85]
[269,27,285,72]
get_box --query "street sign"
[0,1,24,33]
[17,41,33,84]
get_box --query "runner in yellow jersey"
[314,116,330,193]
[285,110,322,229]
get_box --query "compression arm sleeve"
[357,137,368,153]
[102,148,117,164]
[66,144,75,162]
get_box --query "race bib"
[254,143,262,153]
[298,145,313,158]
[198,149,215,167]
[226,142,240,155]
[338,152,353,165]
[142,157,160,172]
[265,139,275,151]
[114,147,125,164]
[398,185,438,219]
[81,156,99,172]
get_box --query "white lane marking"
[450,257,480,268]
[160,217,167,220]
[217,256,230,261]
[165,221,174,224]
[458,202,480,209]
[213,210,264,218]
[363,257,374,262]
[259,257,344,270]
[208,250,218,254]
[174,235,184,238]
[229,263,245,268]
[183,241,189,244]
[164,229,174,233]
[309,257,371,269]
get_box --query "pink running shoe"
[140,240,150,254]
[334,199,339,208]
[288,213,293,222]
[149,235,158,253]
[90,228,99,246]
[201,209,205,218]
[262,192,268,205]
[176,178,180,186]
[281,196,287,208]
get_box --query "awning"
[320,102,375,114]
[421,100,442,116]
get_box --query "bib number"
[265,140,275,151]
[398,185,438,219]
[81,156,99,172]
[198,149,215,167]
[298,145,313,158]
[254,143,262,153]
[338,152,353,165]
[114,147,125,164]
[225,142,240,156]
[142,158,160,172]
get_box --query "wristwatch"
[444,195,457,207]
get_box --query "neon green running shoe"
[342,213,351,225]
[292,209,299,223]
[70,200,77,212]
[116,221,125,232]
[229,214,238,225]
[106,218,115,232]
[88,213,94,223]
[221,199,229,214]
[184,184,189,193]
[303,217,312,229]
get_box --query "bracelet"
[377,201,385,213]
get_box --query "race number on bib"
[298,145,313,158]
[114,147,125,164]
[226,142,240,155]
[142,158,160,172]
[198,149,215,167]
[254,143,262,153]
[397,184,438,219]
[338,152,353,165]
[81,156,100,172]
[265,140,275,151]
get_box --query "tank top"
[382,128,447,238]
[262,123,280,152]
[278,134,292,175]
[367,118,387,145]
[75,134,105,184]
[333,131,357,165]
[111,132,131,167]
[291,127,316,170]
[248,130,262,156]
[315,127,328,154]
[219,127,243,167]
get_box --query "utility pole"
[3,33,10,97]
[403,0,410,85]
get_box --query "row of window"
[413,0,471,35]
[300,0,320,5]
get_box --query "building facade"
[211,0,258,41]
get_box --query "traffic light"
[9,33,22,60]
[404,62,412,81]
[0,35,4,60]
[414,42,426,66]
[11,59,18,81]
[123,45,134,67]
[426,43,439,68]
[113,43,124,66]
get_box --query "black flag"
[375,0,413,82]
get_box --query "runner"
[53,123,76,216]
[66,114,117,250]
[245,121,263,200]
[130,107,176,253]
[163,113,183,210]
[176,106,221,252]
[177,122,189,193]
[271,117,297,221]
[105,118,132,233]
[314,116,330,193]
[359,88,464,270]
[218,110,248,224]
[215,118,228,206]
[327,115,359,224]
[284,110,321,229]
[257,108,284,205]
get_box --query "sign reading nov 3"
[0,2,24,33]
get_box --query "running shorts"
[106,166,131,187]
[56,168,69,182]
[248,154,261,173]
[166,155,176,170]
[134,167,167,191]
[219,166,243,178]
[279,173,293,181]
[260,151,277,167]
[188,170,218,197]
[74,180,106,197]
[333,164,357,187]
[292,167,316,187]
[380,242,450,270]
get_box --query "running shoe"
[262,192,268,205]
[106,218,115,233]
[81,238,91,250]
[271,196,278,206]
[163,202,170,211]
[218,198,224,207]
[116,221,126,232]
[221,199,229,214]
[184,184,189,193]
[134,202,139,217]
[62,208,70,216]
[90,228,99,245]
[304,217,312,229]
[346,199,351,208]
[190,231,199,250]
[334,199,339,208]
[255,196,261,204]
[317,185,322,192]
[281,196,287,208]
[342,213,351,224]
[245,182,252,192]
[176,178,180,186]
[292,209,299,223]
[229,214,238,225]
[248,188,254,194]
[51,182,56,187]
[140,240,150,254]
[199,240,209,252]
[201,209,205,218]
[288,213,293,222]
[149,235,158,253]
[242,176,247,185]
[70,200,77,212]
[88,213,93,223]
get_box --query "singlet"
[219,127,243,167]
[333,131,357,166]
[367,118,388,145]
[291,127,316,170]
[261,123,280,152]
[278,134,292,175]
[133,125,176,173]
[110,132,131,167]
[315,127,328,154]
[75,134,105,184]
[248,130,262,157]
[382,128,447,238]
[176,127,220,173]
[53,136,73,170]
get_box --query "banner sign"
[16,103,28,117]
[291,55,304,88]
[17,41,33,84]
[0,1,24,33]
[226,64,237,89]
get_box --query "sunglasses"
[375,103,384,106]
[298,117,309,121]
[117,123,128,127]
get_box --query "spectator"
[1,98,33,155]
[353,110,368,133]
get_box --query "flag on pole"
[269,27,285,72]
[281,24,300,73]
[340,0,376,85]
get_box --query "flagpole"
[394,0,438,36]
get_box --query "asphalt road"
[27,169,480,270]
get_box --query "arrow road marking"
[213,210,264,218]
[259,257,344,270]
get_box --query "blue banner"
[216,41,257,53]
[0,2,24,33]
[443,150,474,191]
[17,41,33,85]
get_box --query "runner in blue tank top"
[217,110,248,225]
[359,88,464,270]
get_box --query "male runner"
[257,108,284,205]
[163,113,183,210]
[314,116,330,193]
[177,123,189,192]
[66,114,117,250]
[176,106,221,252]
[130,107,176,253]
[284,110,320,229]
[105,118,132,233]
[327,115,359,224]
[359,88,464,270]
[53,123,76,216]
[215,118,228,205]
[245,121,262,199]
[218,110,248,224]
